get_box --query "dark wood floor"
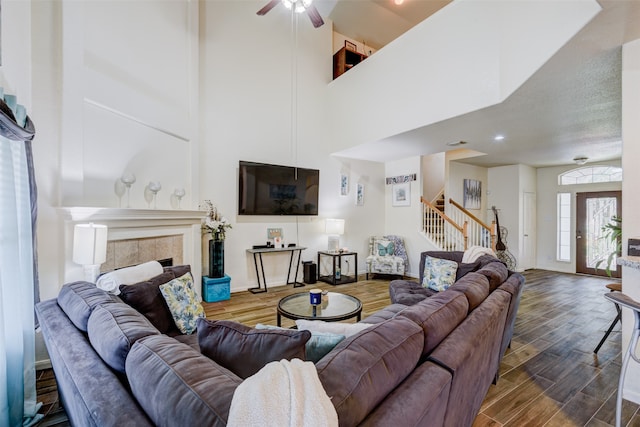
[36,270,636,426]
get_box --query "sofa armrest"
[36,299,153,427]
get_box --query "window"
[557,193,571,261]
[559,166,622,185]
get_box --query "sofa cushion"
[295,319,374,337]
[376,239,395,256]
[456,260,481,280]
[118,271,177,334]
[398,291,469,357]
[476,260,509,291]
[316,317,424,426]
[127,335,241,427]
[422,255,458,292]
[448,272,490,311]
[57,281,119,332]
[389,280,436,305]
[160,272,205,334]
[255,324,346,364]
[87,302,160,373]
[197,319,311,379]
[361,303,408,324]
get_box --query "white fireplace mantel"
[59,207,206,291]
[60,207,204,225]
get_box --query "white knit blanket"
[462,245,496,264]
[228,359,338,427]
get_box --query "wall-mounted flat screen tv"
[238,161,320,216]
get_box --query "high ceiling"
[314,0,640,168]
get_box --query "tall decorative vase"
[209,234,224,278]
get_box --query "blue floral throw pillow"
[160,272,205,334]
[422,255,458,292]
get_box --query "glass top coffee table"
[277,292,362,327]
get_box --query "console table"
[246,246,307,294]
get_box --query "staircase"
[421,195,496,252]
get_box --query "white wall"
[620,38,640,405]
[422,152,445,202]
[487,165,520,263]
[447,161,488,222]
[199,1,385,290]
[326,0,600,154]
[535,161,621,273]
[384,156,431,278]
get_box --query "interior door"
[521,192,536,270]
[576,191,621,277]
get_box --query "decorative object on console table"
[202,274,231,303]
[201,200,232,278]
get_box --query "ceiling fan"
[257,0,325,28]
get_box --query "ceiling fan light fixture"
[282,0,312,13]
[573,156,588,165]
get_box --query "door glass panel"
[585,197,617,268]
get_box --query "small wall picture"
[356,183,364,206]
[392,182,411,207]
[345,40,357,52]
[340,173,349,196]
[463,179,481,209]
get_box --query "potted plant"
[595,215,622,277]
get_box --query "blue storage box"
[202,275,231,303]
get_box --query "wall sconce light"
[73,223,108,283]
[573,156,588,165]
[325,219,345,253]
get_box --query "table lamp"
[325,218,345,253]
[73,223,108,283]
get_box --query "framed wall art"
[392,182,410,207]
[340,173,349,196]
[463,179,481,209]
[356,183,364,206]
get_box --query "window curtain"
[0,90,42,426]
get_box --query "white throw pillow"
[295,320,373,337]
[96,260,164,295]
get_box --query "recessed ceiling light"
[494,135,505,141]
[446,141,468,147]
[394,0,404,4]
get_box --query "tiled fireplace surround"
[61,208,204,293]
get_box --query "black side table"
[317,251,358,285]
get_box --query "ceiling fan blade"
[257,0,280,16]
[306,5,324,28]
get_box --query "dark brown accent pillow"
[197,319,311,379]
[118,271,177,334]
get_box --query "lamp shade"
[325,219,345,235]
[73,223,108,265]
